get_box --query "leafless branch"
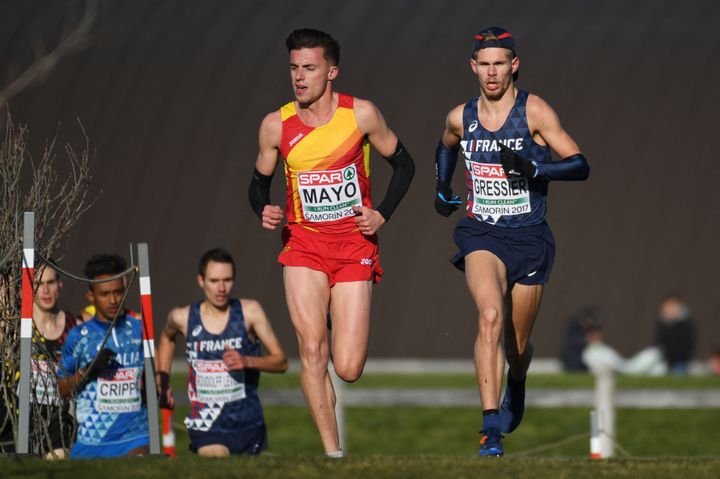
[0,110,95,455]
[0,0,98,108]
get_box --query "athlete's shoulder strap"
[516,89,529,106]
[62,311,78,332]
[229,299,249,335]
[280,101,296,121]
[187,301,203,332]
[462,97,479,131]
[337,92,354,109]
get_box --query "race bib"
[96,367,142,413]
[32,360,60,406]
[297,165,362,222]
[469,161,531,223]
[194,360,245,404]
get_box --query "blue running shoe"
[499,372,526,433]
[478,428,504,457]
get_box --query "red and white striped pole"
[161,408,176,457]
[137,243,161,455]
[590,410,601,459]
[17,212,35,454]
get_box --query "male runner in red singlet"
[249,28,415,457]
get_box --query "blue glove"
[434,182,463,217]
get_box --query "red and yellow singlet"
[279,93,371,235]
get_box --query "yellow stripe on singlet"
[282,100,368,226]
[285,107,360,168]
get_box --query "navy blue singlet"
[184,300,263,434]
[461,90,552,228]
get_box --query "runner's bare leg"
[328,281,372,382]
[465,251,508,409]
[504,283,543,378]
[283,266,338,452]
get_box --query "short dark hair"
[84,254,127,282]
[286,28,340,66]
[198,248,235,278]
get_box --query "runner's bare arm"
[352,98,415,232]
[223,299,288,373]
[527,95,581,158]
[156,307,188,374]
[355,98,398,156]
[441,105,465,149]
[154,307,188,408]
[252,111,284,230]
[58,371,85,399]
[526,95,589,180]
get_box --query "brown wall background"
[3,0,720,359]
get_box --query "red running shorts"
[278,225,383,287]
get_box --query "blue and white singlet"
[58,315,148,453]
[461,90,552,228]
[184,299,263,434]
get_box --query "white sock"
[326,450,344,458]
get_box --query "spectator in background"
[708,347,720,377]
[582,319,667,376]
[560,307,603,372]
[655,295,696,375]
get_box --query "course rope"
[34,251,137,284]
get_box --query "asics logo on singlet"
[192,325,202,337]
[289,133,304,147]
[468,120,478,132]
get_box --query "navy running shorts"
[451,216,555,285]
[188,424,267,455]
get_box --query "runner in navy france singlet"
[461,90,552,228]
[184,299,263,434]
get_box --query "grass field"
[1,371,717,478]
[168,405,718,458]
[2,455,720,479]
[171,370,720,391]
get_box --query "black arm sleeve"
[248,168,274,219]
[535,153,590,181]
[376,140,415,221]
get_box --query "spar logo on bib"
[194,359,246,404]
[469,161,531,223]
[196,360,229,373]
[96,367,141,413]
[297,165,362,222]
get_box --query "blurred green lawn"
[1,370,716,479]
[172,371,720,391]
[166,405,720,458]
[166,370,720,458]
